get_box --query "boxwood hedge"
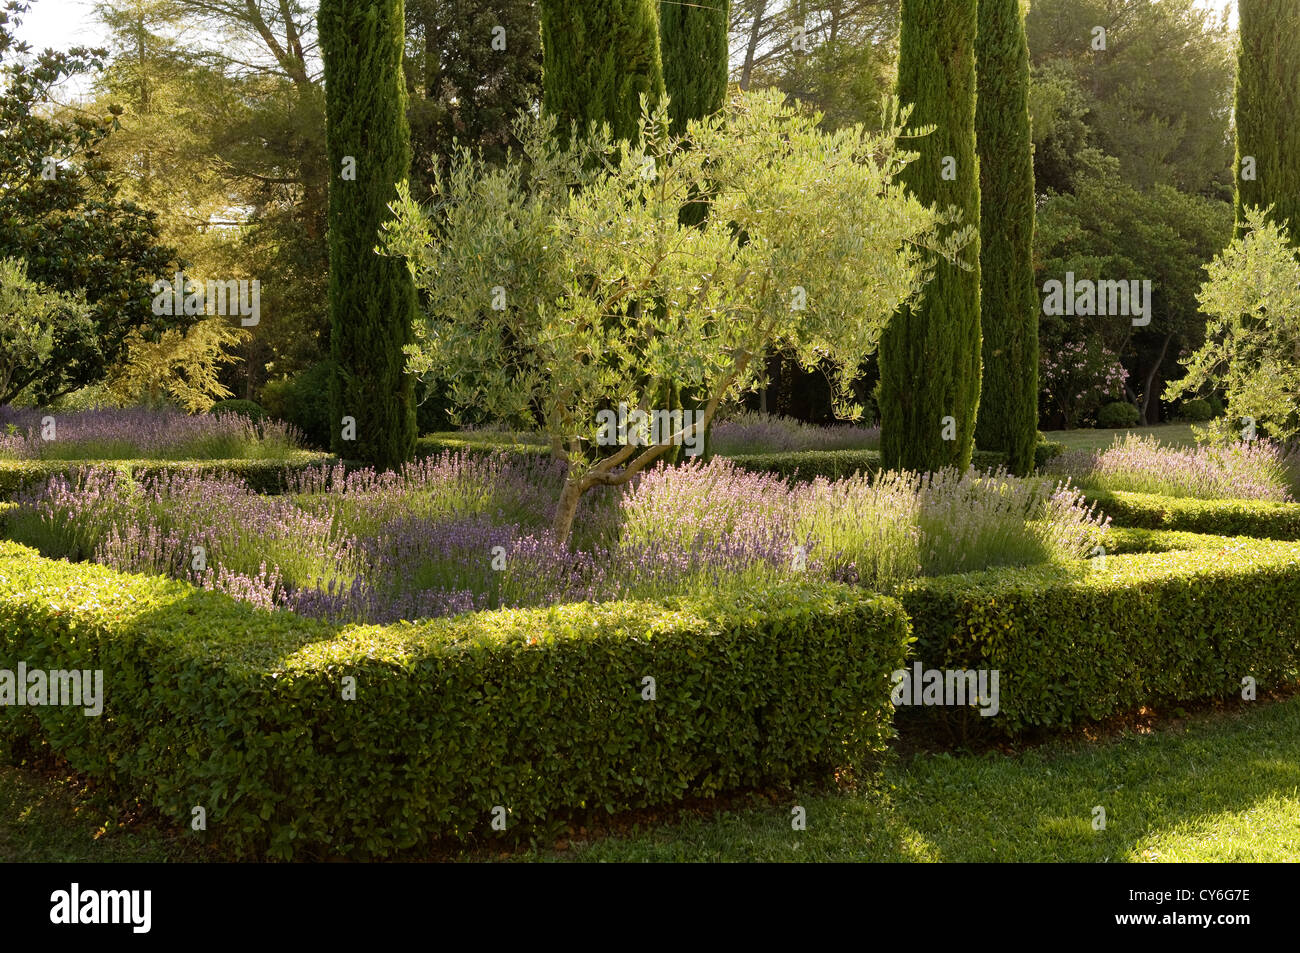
[0,541,910,859]
[1084,489,1300,540]
[897,541,1300,735]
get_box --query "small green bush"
[0,542,910,859]
[208,399,269,423]
[1096,401,1140,429]
[1181,398,1213,422]
[260,362,333,450]
[898,540,1300,735]
[1085,488,1300,540]
[1033,433,1066,468]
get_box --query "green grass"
[0,766,199,862]
[1043,423,1197,454]
[5,692,1300,862]
[513,694,1300,862]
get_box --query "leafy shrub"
[898,539,1300,735]
[0,541,911,859]
[1034,433,1066,468]
[260,362,333,450]
[209,399,269,423]
[1181,398,1213,422]
[1096,400,1140,429]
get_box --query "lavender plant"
[1049,433,1300,502]
[7,453,1109,624]
[0,405,302,461]
[710,411,881,456]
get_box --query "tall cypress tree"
[660,0,729,135]
[1235,0,1300,241]
[319,0,417,470]
[539,0,665,143]
[658,0,729,460]
[974,0,1037,475]
[879,0,982,473]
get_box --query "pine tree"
[1235,0,1300,242]
[660,0,729,135]
[539,0,665,143]
[974,0,1037,474]
[879,0,982,473]
[319,0,418,470]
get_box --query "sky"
[13,0,1240,56]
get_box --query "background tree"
[0,258,94,405]
[1035,171,1232,426]
[403,0,542,191]
[319,0,418,469]
[0,0,180,404]
[1234,0,1300,241]
[878,0,981,472]
[974,0,1037,474]
[539,0,664,144]
[1026,0,1234,198]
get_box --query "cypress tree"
[974,0,1037,475]
[1234,0,1300,241]
[319,0,418,471]
[659,0,729,460]
[879,0,982,473]
[659,0,730,136]
[539,0,665,143]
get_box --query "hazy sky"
[12,0,1242,60]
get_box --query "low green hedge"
[897,541,1300,736]
[414,433,550,460]
[1100,526,1259,554]
[0,541,910,859]
[1085,489,1300,540]
[0,452,333,499]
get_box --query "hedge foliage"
[0,541,910,859]
[0,453,333,499]
[1085,488,1300,540]
[898,541,1300,735]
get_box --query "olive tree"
[382,90,970,546]
[1168,207,1300,441]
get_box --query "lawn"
[1044,423,1198,454]
[4,693,1298,863]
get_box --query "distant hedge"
[0,453,333,499]
[898,541,1300,735]
[1084,489,1300,540]
[0,541,910,859]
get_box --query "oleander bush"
[0,540,912,859]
